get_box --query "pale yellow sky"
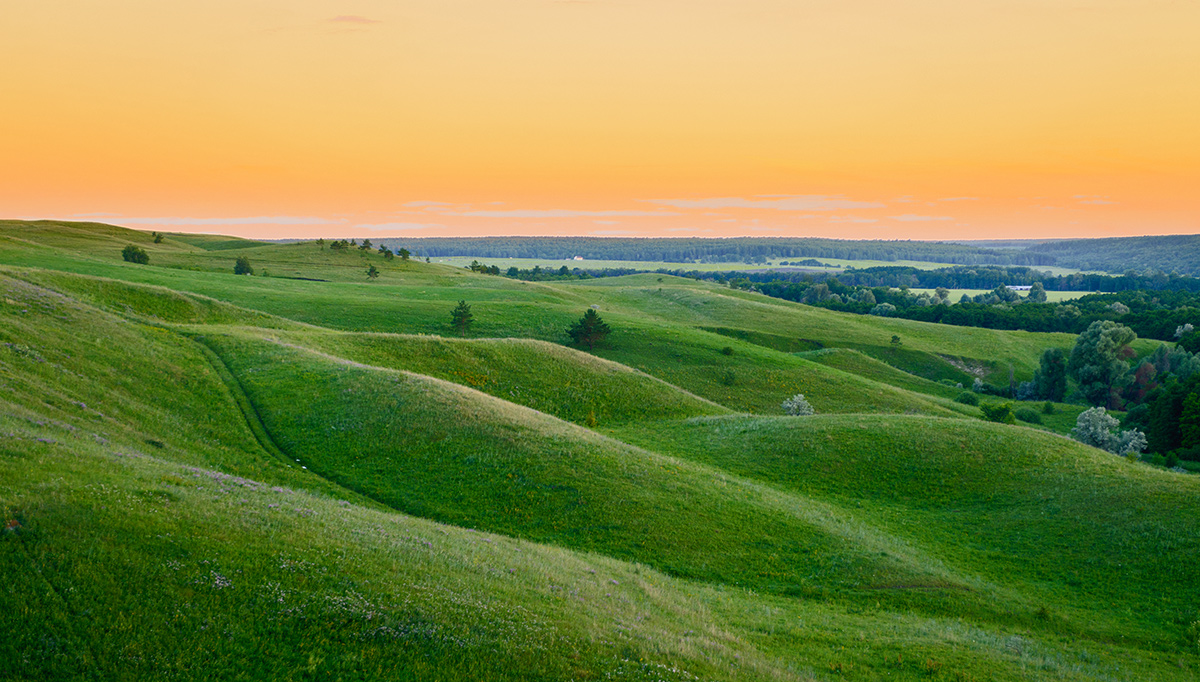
[2,1,1198,239]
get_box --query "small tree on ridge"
[451,301,474,336]
[568,308,611,350]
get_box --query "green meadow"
[2,220,1197,681]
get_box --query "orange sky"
[2,1,1198,240]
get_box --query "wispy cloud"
[589,229,642,236]
[938,197,979,202]
[329,15,381,24]
[355,222,441,231]
[117,216,340,226]
[889,214,953,222]
[1074,195,1117,205]
[455,209,675,218]
[831,216,878,223]
[645,196,883,211]
[405,200,453,208]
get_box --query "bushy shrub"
[1042,401,1056,415]
[782,394,815,416]
[1014,407,1043,424]
[1071,407,1147,456]
[233,256,253,275]
[1016,380,1039,401]
[980,402,1016,425]
[720,346,734,356]
[121,244,149,264]
[869,303,896,317]
[955,392,979,406]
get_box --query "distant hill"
[1028,234,1200,276]
[379,236,1056,266]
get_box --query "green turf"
[4,220,1199,680]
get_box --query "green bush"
[1042,401,1056,415]
[980,402,1016,425]
[1014,407,1043,425]
[955,391,980,406]
[121,244,149,264]
[233,256,254,275]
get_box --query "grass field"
[2,220,1197,681]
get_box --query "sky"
[2,1,1198,241]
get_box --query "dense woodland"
[378,234,1200,274]
[385,237,1055,265]
[1028,234,1200,276]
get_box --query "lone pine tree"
[568,308,611,350]
[451,300,473,336]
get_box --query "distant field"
[909,287,1088,302]
[432,255,1087,275]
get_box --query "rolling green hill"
[3,220,1199,681]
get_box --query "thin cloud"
[889,214,953,222]
[938,197,979,202]
[404,200,453,208]
[646,196,883,211]
[831,217,879,223]
[1079,200,1117,205]
[589,230,642,236]
[455,209,675,218]
[117,216,340,226]
[329,15,381,24]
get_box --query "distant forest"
[376,234,1200,275]
[384,237,1055,266]
[1028,235,1200,276]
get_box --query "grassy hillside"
[607,415,1200,648]
[4,220,1199,680]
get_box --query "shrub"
[366,265,380,280]
[450,301,473,337]
[121,245,149,264]
[869,303,896,317]
[1042,401,1056,415]
[720,346,734,356]
[233,256,253,275]
[955,392,979,406]
[1014,407,1043,424]
[782,394,815,416]
[1071,407,1147,456]
[1015,380,1038,401]
[980,402,1016,425]
[720,370,737,386]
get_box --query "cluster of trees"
[998,319,1200,464]
[1029,234,1200,277]
[322,238,411,262]
[741,276,1200,341]
[388,237,1054,266]
[469,261,635,281]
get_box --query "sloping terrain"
[3,221,1199,681]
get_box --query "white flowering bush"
[1070,407,1147,456]
[781,394,815,416]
